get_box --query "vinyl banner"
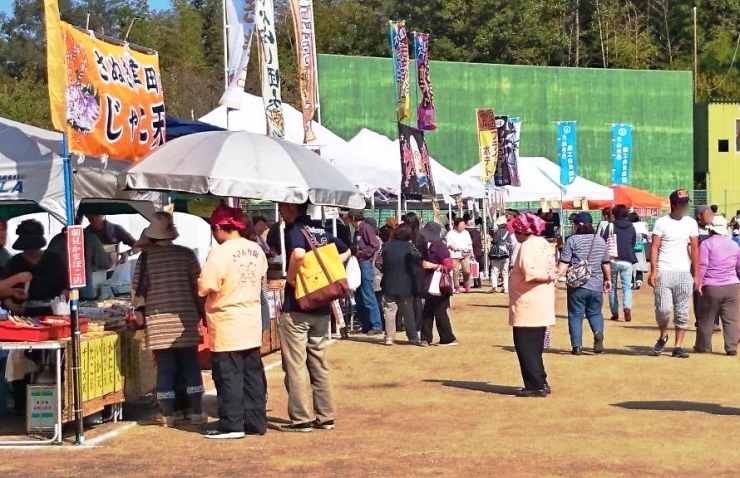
[476,109,497,185]
[413,32,436,131]
[255,0,285,138]
[289,0,317,143]
[398,123,436,199]
[501,117,521,187]
[389,21,411,122]
[46,17,165,160]
[612,124,632,185]
[557,121,577,185]
[219,0,255,109]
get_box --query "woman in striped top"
[132,213,206,427]
[558,212,611,356]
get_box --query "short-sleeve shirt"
[1,252,68,312]
[86,221,136,248]
[652,215,699,272]
[198,237,268,352]
[560,232,609,292]
[283,215,349,315]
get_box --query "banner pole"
[482,197,489,280]
[62,133,84,445]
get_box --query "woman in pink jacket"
[508,213,558,398]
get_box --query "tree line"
[0,0,738,129]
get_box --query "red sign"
[66,226,87,289]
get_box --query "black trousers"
[421,296,456,344]
[413,296,423,333]
[513,327,548,391]
[694,290,720,326]
[211,348,267,434]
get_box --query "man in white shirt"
[446,217,473,293]
[648,189,700,358]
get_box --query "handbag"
[294,228,350,310]
[428,266,453,297]
[565,233,598,289]
[470,259,480,280]
[606,223,618,259]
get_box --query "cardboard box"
[27,385,57,434]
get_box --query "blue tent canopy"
[165,116,225,142]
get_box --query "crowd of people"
[4,186,737,431]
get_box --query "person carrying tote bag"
[419,222,457,347]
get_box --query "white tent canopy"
[462,157,613,203]
[199,94,398,195]
[349,129,486,199]
[0,117,160,220]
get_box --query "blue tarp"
[165,116,225,142]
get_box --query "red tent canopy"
[563,185,669,210]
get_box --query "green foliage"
[0,0,737,129]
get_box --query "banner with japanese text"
[413,32,436,131]
[389,21,411,122]
[255,0,285,138]
[46,20,165,161]
[220,0,255,108]
[611,124,632,185]
[557,121,577,185]
[499,117,521,187]
[398,123,436,199]
[289,0,317,143]
[476,109,497,185]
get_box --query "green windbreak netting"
[318,54,693,192]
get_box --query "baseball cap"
[695,205,710,218]
[707,223,729,236]
[574,212,593,224]
[669,189,691,205]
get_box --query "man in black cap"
[648,189,700,358]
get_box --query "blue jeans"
[567,288,605,347]
[357,260,382,332]
[610,261,633,315]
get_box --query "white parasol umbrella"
[118,130,366,208]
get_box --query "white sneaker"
[384,337,394,346]
[204,430,246,440]
[438,341,459,347]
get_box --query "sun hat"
[712,215,728,229]
[143,214,179,241]
[495,215,508,226]
[420,222,443,242]
[707,223,729,236]
[13,219,46,251]
[209,203,246,230]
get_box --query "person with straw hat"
[132,212,207,428]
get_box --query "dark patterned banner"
[398,123,436,199]
[493,116,511,187]
[414,32,436,131]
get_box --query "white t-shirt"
[652,215,699,272]
[445,229,472,259]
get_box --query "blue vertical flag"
[611,124,633,185]
[557,121,577,185]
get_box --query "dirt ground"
[2,286,740,477]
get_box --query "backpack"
[489,229,511,259]
[565,233,598,289]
